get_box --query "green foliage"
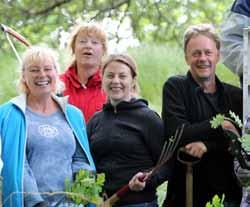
[0,52,19,103]
[156,181,167,206]
[210,111,242,129]
[210,112,250,151]
[128,43,185,112]
[65,169,105,205]
[0,0,235,49]
[205,194,225,207]
[210,114,225,129]
[229,111,243,128]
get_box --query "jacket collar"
[65,64,102,88]
[186,71,224,94]
[103,98,148,111]
[10,93,69,114]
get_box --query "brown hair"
[102,54,140,96]
[183,23,220,53]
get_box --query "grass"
[0,52,19,103]
[129,43,239,114]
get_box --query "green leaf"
[229,110,243,128]
[64,177,71,192]
[210,114,225,129]
[205,194,224,207]
[64,169,105,205]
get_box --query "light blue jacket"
[0,94,95,207]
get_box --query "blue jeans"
[116,200,158,207]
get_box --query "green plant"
[210,111,250,186]
[156,181,167,206]
[210,111,250,150]
[210,111,242,129]
[65,169,105,205]
[205,194,225,207]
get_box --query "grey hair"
[183,23,220,53]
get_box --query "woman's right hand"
[128,172,150,191]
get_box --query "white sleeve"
[220,12,250,76]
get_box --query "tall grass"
[0,52,19,103]
[129,43,239,113]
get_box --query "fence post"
[243,27,250,134]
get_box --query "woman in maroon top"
[60,22,107,123]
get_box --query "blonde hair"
[69,22,108,64]
[183,23,220,53]
[102,54,140,97]
[17,46,64,94]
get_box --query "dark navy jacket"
[232,0,250,17]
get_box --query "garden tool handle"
[177,147,200,207]
[103,173,146,207]
[116,173,146,197]
[186,163,193,207]
[1,23,31,46]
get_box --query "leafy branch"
[210,111,250,152]
[65,169,105,205]
[210,112,250,188]
[205,194,225,207]
[210,110,242,129]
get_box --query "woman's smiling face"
[23,56,57,97]
[102,61,135,106]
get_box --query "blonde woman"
[0,46,95,207]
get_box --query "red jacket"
[60,65,106,123]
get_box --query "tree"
[0,0,233,49]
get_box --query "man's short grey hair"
[183,23,220,53]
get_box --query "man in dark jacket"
[162,24,242,207]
